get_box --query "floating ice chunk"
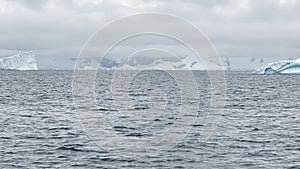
[256,58,300,74]
[0,51,38,70]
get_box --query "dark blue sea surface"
[0,70,299,168]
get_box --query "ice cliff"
[0,51,38,70]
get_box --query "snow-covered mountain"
[100,54,205,70]
[256,58,300,74]
[0,51,38,70]
[117,55,187,70]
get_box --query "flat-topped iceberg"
[0,51,38,70]
[256,58,300,74]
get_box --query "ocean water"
[0,70,299,168]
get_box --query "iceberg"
[256,58,300,74]
[0,51,38,70]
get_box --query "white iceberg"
[0,51,38,70]
[256,58,300,74]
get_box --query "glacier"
[256,58,300,74]
[0,51,38,70]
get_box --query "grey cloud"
[9,0,51,10]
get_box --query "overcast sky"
[1,0,300,69]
